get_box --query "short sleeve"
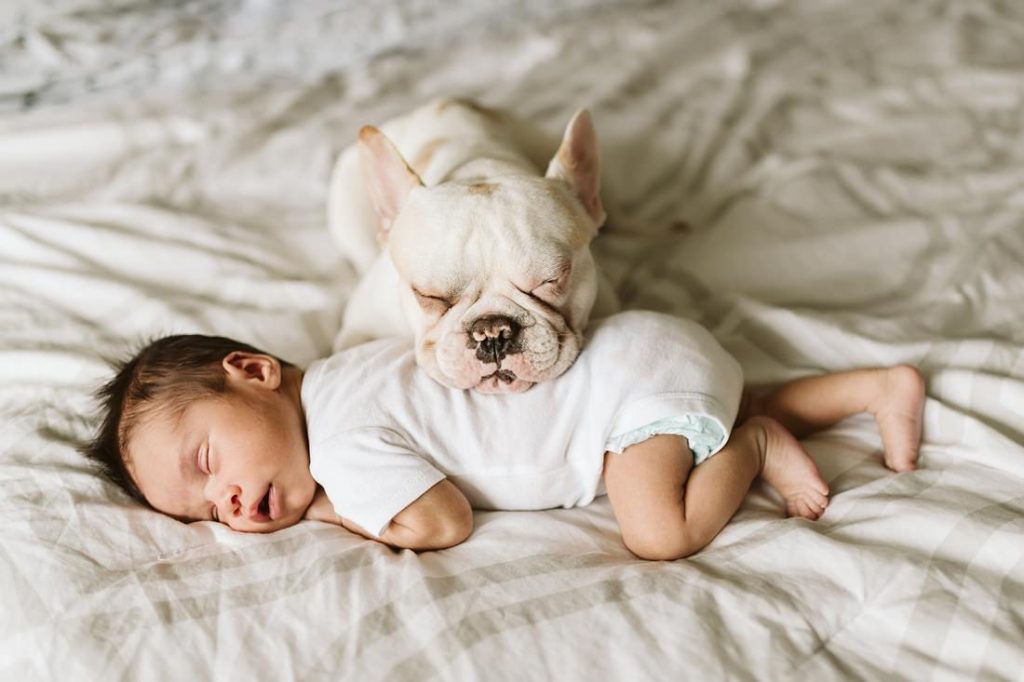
[308,427,446,537]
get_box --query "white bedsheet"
[2,1,1023,679]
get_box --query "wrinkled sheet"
[2,0,1023,679]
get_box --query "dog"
[327,98,617,393]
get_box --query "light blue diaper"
[605,414,729,465]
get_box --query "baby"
[82,311,925,560]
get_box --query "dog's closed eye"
[412,287,454,313]
[530,263,572,297]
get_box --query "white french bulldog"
[328,98,616,394]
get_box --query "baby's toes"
[804,493,828,518]
[788,496,818,520]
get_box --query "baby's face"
[126,360,316,533]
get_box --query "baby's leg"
[743,365,925,472]
[603,417,828,561]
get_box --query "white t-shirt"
[301,311,743,536]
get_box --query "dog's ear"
[545,109,605,228]
[358,126,424,239]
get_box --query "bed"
[2,0,1023,678]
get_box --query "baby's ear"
[357,126,424,241]
[222,352,281,389]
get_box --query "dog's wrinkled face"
[389,178,599,392]
[359,109,605,393]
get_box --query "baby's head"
[82,334,316,532]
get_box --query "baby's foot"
[868,365,926,472]
[750,416,830,520]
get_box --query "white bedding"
[2,0,1023,679]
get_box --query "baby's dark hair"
[81,334,294,503]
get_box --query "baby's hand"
[302,487,383,541]
[303,486,344,525]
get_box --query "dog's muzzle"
[432,311,574,393]
[470,316,520,363]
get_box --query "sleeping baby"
[82,311,925,560]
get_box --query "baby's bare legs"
[743,365,925,472]
[603,417,828,561]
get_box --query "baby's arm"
[380,480,473,550]
[304,481,473,551]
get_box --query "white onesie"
[301,311,744,536]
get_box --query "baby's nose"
[211,482,243,520]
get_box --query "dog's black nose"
[471,316,520,364]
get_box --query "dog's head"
[359,110,605,393]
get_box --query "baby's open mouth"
[254,485,273,521]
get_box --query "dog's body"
[328,98,617,393]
